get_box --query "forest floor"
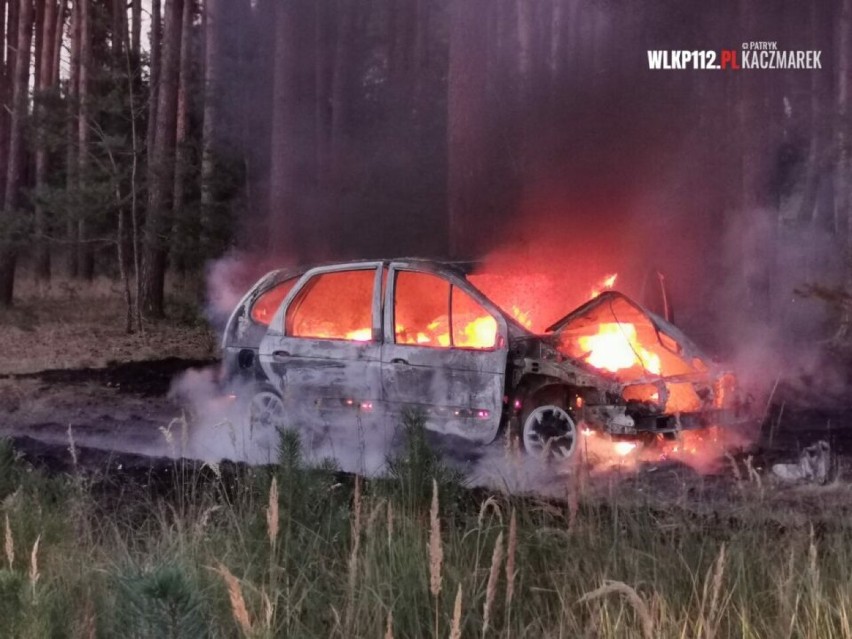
[0,334,850,524]
[0,278,851,508]
[0,278,849,487]
[0,276,216,374]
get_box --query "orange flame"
[511,305,533,329]
[580,425,747,474]
[590,273,618,299]
[344,328,373,341]
[578,322,662,374]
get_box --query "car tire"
[515,399,578,461]
[239,383,286,463]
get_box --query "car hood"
[545,291,717,384]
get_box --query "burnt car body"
[221,259,749,459]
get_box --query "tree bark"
[0,0,33,306]
[146,0,162,160]
[516,0,533,97]
[314,0,333,189]
[32,0,43,91]
[448,0,489,257]
[200,0,220,258]
[550,0,564,87]
[797,2,823,226]
[51,0,65,84]
[65,0,79,276]
[111,0,125,59]
[78,0,93,280]
[268,0,301,253]
[330,0,355,190]
[141,0,183,317]
[838,0,852,338]
[33,0,57,280]
[0,0,10,207]
[172,0,192,272]
[131,0,140,58]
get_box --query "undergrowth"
[0,414,851,638]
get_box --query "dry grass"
[29,534,40,595]
[4,513,13,570]
[482,530,504,637]
[429,478,443,598]
[215,563,253,635]
[0,276,215,375]
[345,475,363,633]
[450,584,463,639]
[505,507,517,610]
[266,476,279,548]
[578,580,655,639]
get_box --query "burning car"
[221,259,749,459]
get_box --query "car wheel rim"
[522,405,577,459]
[249,391,285,432]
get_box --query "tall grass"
[0,418,851,637]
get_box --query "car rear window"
[250,278,298,326]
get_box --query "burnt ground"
[1,357,852,524]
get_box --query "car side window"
[394,271,451,347]
[452,287,497,349]
[285,269,375,341]
[394,270,498,350]
[250,278,298,326]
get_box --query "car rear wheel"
[241,384,285,462]
[519,404,578,460]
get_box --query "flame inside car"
[578,322,662,374]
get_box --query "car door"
[381,264,508,445]
[258,262,384,429]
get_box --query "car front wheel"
[518,404,578,460]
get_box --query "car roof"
[254,258,533,336]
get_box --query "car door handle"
[273,350,291,360]
[390,358,409,365]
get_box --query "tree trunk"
[111,0,125,59]
[0,0,10,207]
[78,0,93,280]
[314,0,333,189]
[33,0,57,281]
[797,2,823,226]
[448,0,489,257]
[200,0,220,258]
[131,0,140,58]
[550,0,564,87]
[0,0,19,205]
[146,0,161,160]
[141,0,183,318]
[268,0,300,253]
[837,0,852,338]
[171,0,192,273]
[65,0,79,277]
[516,0,533,97]
[51,0,65,84]
[0,0,33,306]
[330,0,355,191]
[32,0,43,91]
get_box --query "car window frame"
[275,262,384,343]
[386,264,507,353]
